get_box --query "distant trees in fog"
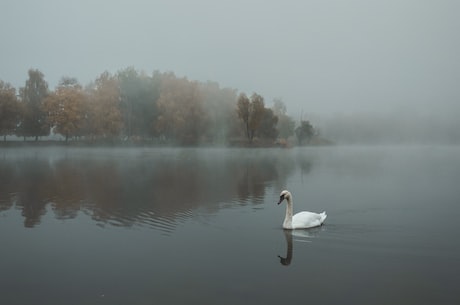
[0,68,317,145]
[295,120,315,145]
[273,98,295,140]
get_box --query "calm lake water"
[1,146,459,305]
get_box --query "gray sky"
[1,0,459,116]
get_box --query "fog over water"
[1,1,460,303]
[0,146,459,304]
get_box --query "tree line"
[0,68,317,145]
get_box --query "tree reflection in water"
[0,148,313,229]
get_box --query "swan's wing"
[292,211,326,229]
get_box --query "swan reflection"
[278,227,324,266]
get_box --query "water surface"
[1,146,459,304]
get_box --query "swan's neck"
[283,198,294,229]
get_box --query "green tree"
[43,77,88,142]
[118,67,159,140]
[18,69,50,140]
[0,81,22,141]
[295,120,315,145]
[272,98,295,140]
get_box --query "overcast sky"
[1,0,459,116]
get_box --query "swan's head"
[277,190,291,205]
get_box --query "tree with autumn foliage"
[155,73,208,144]
[0,81,22,141]
[43,77,88,142]
[18,69,50,140]
[86,72,123,140]
[1,67,311,146]
[236,93,250,140]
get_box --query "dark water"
[1,146,459,305]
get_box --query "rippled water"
[1,146,459,304]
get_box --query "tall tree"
[236,92,265,143]
[155,73,207,144]
[236,93,251,140]
[87,72,123,140]
[0,81,22,141]
[43,77,88,142]
[248,93,265,141]
[118,67,159,140]
[19,69,50,140]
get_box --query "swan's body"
[277,190,327,229]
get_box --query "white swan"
[277,190,327,229]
